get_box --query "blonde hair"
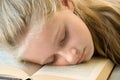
[0,0,61,50]
[0,0,120,64]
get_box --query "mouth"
[77,48,86,64]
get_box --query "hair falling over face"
[73,0,120,65]
[0,0,120,65]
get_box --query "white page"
[33,57,108,80]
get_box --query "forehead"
[18,13,63,56]
[21,13,61,46]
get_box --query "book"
[0,50,41,76]
[0,52,114,80]
[109,65,120,80]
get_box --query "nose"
[55,48,78,65]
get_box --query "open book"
[0,56,114,80]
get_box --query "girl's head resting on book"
[0,0,120,65]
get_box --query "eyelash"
[59,30,67,47]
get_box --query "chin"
[84,55,93,62]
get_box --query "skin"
[19,1,94,66]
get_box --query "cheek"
[21,42,55,64]
[22,47,43,63]
[19,41,46,64]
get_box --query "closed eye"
[59,29,67,47]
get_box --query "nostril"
[55,49,79,65]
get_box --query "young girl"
[0,0,120,66]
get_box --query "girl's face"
[20,9,94,66]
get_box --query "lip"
[77,49,86,63]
